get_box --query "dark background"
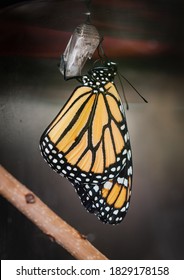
[0,0,184,260]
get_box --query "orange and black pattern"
[40,61,133,224]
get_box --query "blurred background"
[0,0,184,260]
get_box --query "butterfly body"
[40,61,133,224]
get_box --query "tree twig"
[0,165,108,260]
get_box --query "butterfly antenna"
[120,73,148,104]
[117,72,129,110]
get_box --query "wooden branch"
[0,165,108,260]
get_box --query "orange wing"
[40,82,128,186]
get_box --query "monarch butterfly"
[40,60,133,224]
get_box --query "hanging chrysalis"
[59,22,100,79]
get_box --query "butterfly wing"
[40,79,133,224]
[75,173,132,225]
[40,82,129,185]
[75,123,133,225]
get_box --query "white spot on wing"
[124,178,128,187]
[94,185,99,192]
[127,150,131,160]
[76,177,82,182]
[48,143,53,149]
[122,158,126,164]
[117,177,124,184]
[117,166,121,171]
[128,166,133,175]
[121,207,126,212]
[104,181,113,190]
